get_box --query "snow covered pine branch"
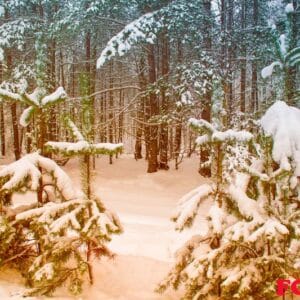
[0,152,122,296]
[0,86,67,127]
[46,119,123,156]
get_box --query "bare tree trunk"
[4,6,20,160]
[221,0,228,128]
[240,0,247,115]
[48,39,57,144]
[108,62,114,164]
[6,61,20,160]
[118,90,124,143]
[199,0,213,177]
[159,31,169,170]
[227,0,234,122]
[147,44,158,173]
[0,63,5,156]
[285,0,298,105]
[174,39,184,169]
[135,57,146,159]
[251,0,259,113]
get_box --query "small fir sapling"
[0,82,123,295]
[0,152,122,296]
[45,76,123,285]
[158,101,300,299]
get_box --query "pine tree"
[0,152,122,296]
[0,82,123,296]
[158,101,300,299]
[45,76,123,284]
[261,3,300,106]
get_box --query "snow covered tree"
[261,2,300,106]
[158,101,300,299]
[0,152,122,296]
[45,116,123,288]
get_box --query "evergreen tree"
[158,101,300,299]
[0,152,122,296]
[261,3,300,106]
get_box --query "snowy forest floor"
[0,154,212,300]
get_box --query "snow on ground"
[0,154,210,299]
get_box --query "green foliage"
[0,153,122,296]
[159,116,300,299]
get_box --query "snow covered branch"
[172,184,213,231]
[260,101,300,177]
[97,12,161,68]
[0,152,79,200]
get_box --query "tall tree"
[159,30,170,170]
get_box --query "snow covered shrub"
[0,152,122,296]
[158,101,300,299]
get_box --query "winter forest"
[0,0,299,299]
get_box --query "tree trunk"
[240,0,247,115]
[227,0,234,123]
[250,0,259,113]
[108,62,114,164]
[147,44,158,173]
[0,63,5,156]
[159,31,169,170]
[7,65,20,161]
[4,7,20,160]
[174,39,183,170]
[285,0,298,105]
[199,0,212,177]
[48,39,57,144]
[135,57,146,159]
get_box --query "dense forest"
[0,0,299,299]
[0,0,298,171]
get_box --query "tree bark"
[108,62,114,164]
[0,62,5,156]
[227,0,234,122]
[135,57,147,159]
[159,31,169,170]
[285,0,298,105]
[240,0,247,115]
[4,7,20,160]
[48,39,57,144]
[250,0,259,113]
[221,0,228,128]
[199,0,213,177]
[174,39,183,169]
[147,44,159,173]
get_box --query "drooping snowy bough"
[158,102,300,299]
[0,85,67,153]
[46,119,123,157]
[0,152,122,296]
